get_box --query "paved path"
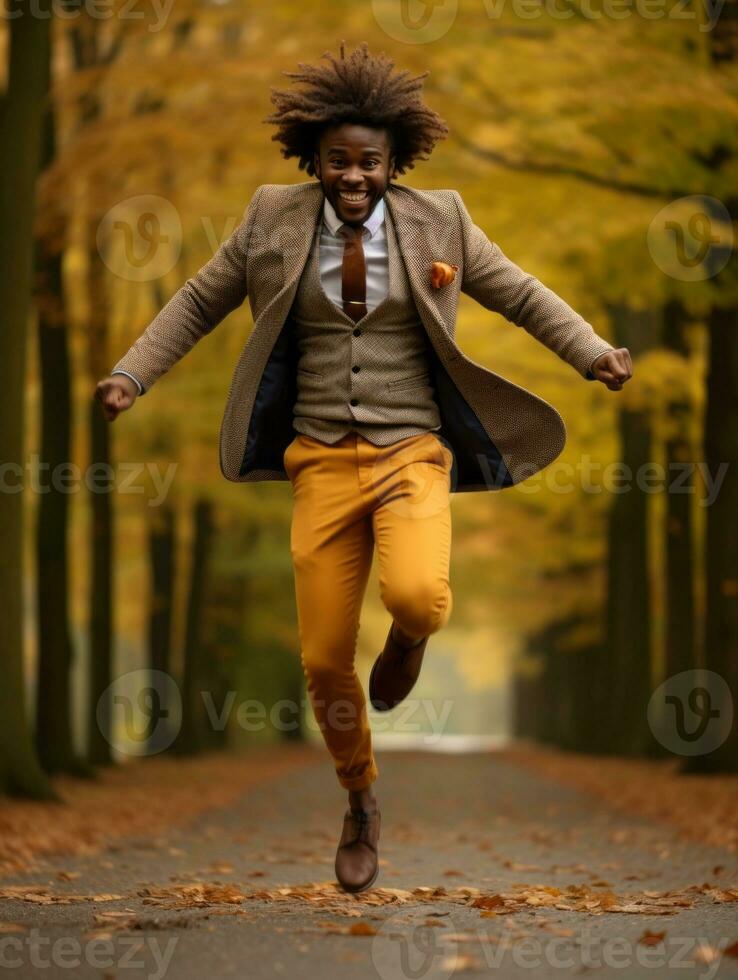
[1,746,737,979]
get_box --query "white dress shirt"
[113,192,388,396]
[318,194,388,314]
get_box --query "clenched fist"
[95,374,139,421]
[591,348,633,390]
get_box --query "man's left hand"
[591,348,632,390]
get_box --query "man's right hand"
[95,374,139,421]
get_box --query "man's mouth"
[337,190,370,205]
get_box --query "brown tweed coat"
[112,180,615,493]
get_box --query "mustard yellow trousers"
[283,430,454,791]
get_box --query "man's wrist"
[586,348,613,381]
[112,370,144,395]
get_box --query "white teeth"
[339,191,368,202]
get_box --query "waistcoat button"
[353,328,361,337]
[352,365,360,373]
[350,398,359,406]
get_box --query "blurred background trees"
[1,0,735,797]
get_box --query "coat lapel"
[383,185,462,366]
[278,186,324,293]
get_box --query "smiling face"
[313,123,397,227]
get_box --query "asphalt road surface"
[1,746,736,980]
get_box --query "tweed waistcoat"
[288,201,442,446]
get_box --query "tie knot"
[338,223,366,242]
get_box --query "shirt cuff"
[585,350,610,381]
[112,370,144,395]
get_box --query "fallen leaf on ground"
[693,944,721,965]
[138,883,245,908]
[0,886,123,905]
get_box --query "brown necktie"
[338,223,367,323]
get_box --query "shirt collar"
[322,193,385,240]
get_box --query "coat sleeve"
[452,191,614,381]
[110,184,265,394]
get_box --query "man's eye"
[328,159,380,168]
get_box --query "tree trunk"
[68,15,118,768]
[34,50,88,777]
[87,400,114,765]
[525,623,557,744]
[530,612,597,752]
[689,304,738,771]
[511,657,537,739]
[35,307,87,773]
[602,305,659,756]
[0,2,56,798]
[662,300,697,681]
[586,622,615,754]
[664,426,697,678]
[175,498,215,755]
[146,505,177,754]
[604,406,655,754]
[563,614,602,752]
[199,573,238,751]
[687,0,738,773]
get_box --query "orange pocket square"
[430,261,459,288]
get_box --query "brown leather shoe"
[369,622,429,712]
[334,806,381,893]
